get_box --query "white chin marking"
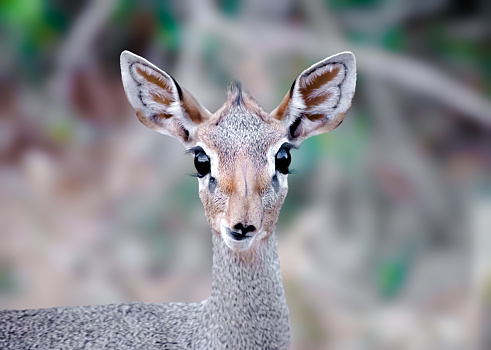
[220,220,255,252]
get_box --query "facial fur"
[192,86,290,252]
[121,50,356,254]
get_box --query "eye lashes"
[281,142,298,151]
[185,146,204,155]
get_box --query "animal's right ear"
[120,51,211,146]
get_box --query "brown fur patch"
[306,113,324,121]
[136,109,158,129]
[271,92,291,121]
[136,67,174,107]
[182,87,206,124]
[305,92,332,109]
[300,67,339,111]
[301,67,340,95]
[135,109,190,142]
[137,67,169,90]
[317,111,347,134]
[137,67,209,124]
[221,173,236,196]
[225,161,264,229]
[152,93,172,107]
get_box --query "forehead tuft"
[224,81,269,120]
[209,105,280,169]
[227,80,245,107]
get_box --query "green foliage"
[0,265,17,294]
[217,0,241,17]
[375,258,407,299]
[0,0,44,25]
[326,0,381,11]
[156,11,179,51]
[428,23,491,96]
[47,120,75,144]
[112,0,181,51]
[382,26,407,52]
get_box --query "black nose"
[233,223,256,235]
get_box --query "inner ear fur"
[271,52,356,144]
[120,51,210,146]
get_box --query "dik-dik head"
[121,51,356,252]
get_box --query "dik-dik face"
[121,51,356,252]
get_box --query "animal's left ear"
[271,52,356,145]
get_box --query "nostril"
[233,223,256,235]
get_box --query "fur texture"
[0,51,356,349]
[0,234,288,349]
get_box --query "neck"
[202,232,291,349]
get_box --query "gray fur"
[0,233,290,349]
[210,105,280,169]
[1,50,357,349]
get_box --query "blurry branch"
[186,0,491,127]
[358,49,491,127]
[366,77,450,230]
[51,0,117,112]
[56,0,116,73]
[302,0,491,127]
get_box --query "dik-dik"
[0,51,356,349]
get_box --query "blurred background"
[0,0,490,348]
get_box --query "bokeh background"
[1,0,490,349]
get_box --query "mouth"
[226,227,253,241]
[220,220,257,252]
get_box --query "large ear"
[120,51,211,146]
[271,52,356,145]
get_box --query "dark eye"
[194,149,211,178]
[275,147,291,174]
